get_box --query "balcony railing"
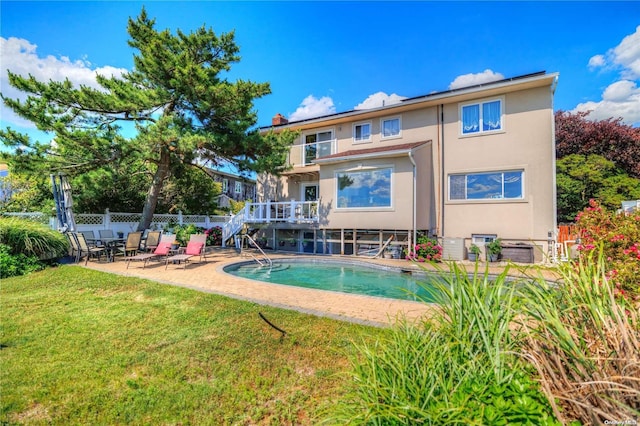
[246,200,318,223]
[288,139,336,167]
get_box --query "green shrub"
[330,263,558,425]
[0,244,44,278]
[0,217,68,259]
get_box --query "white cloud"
[288,95,336,121]
[588,54,606,69]
[354,92,407,110]
[448,69,505,90]
[573,80,640,125]
[0,37,128,128]
[612,25,640,79]
[573,26,640,126]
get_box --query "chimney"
[272,113,288,126]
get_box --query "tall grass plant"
[330,262,558,425]
[520,249,640,424]
[0,216,68,259]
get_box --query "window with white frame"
[353,122,371,143]
[336,167,392,208]
[449,170,523,200]
[234,181,243,194]
[381,116,401,139]
[222,178,228,193]
[304,130,333,165]
[460,98,503,135]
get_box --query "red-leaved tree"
[555,111,640,178]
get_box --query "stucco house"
[224,71,559,262]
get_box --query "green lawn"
[1,266,384,425]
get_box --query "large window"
[449,170,523,200]
[353,122,371,143]
[234,181,243,194]
[460,98,503,135]
[381,117,401,139]
[336,167,392,208]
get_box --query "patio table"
[88,237,125,262]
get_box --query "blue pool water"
[223,258,440,302]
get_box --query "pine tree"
[1,8,295,229]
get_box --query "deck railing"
[221,200,319,247]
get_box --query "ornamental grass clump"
[0,216,68,259]
[519,248,640,425]
[0,217,69,277]
[330,262,558,425]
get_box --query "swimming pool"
[223,258,440,302]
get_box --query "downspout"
[440,104,445,238]
[550,75,559,259]
[408,150,417,257]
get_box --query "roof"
[260,71,558,132]
[204,168,256,183]
[314,141,430,164]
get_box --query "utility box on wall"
[441,237,465,261]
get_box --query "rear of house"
[242,71,558,262]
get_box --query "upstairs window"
[353,122,371,143]
[304,130,333,165]
[222,178,228,193]
[381,117,401,139]
[234,181,243,194]
[449,170,523,200]
[460,98,503,135]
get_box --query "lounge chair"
[165,234,208,270]
[142,230,162,252]
[74,232,108,265]
[126,234,174,269]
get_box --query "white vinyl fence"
[3,210,230,235]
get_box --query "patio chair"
[165,234,208,270]
[113,231,143,260]
[67,232,81,262]
[126,234,174,269]
[80,230,101,248]
[142,230,162,252]
[75,232,108,265]
[99,229,115,239]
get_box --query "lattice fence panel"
[111,213,142,223]
[2,212,49,224]
[182,215,208,224]
[75,214,104,226]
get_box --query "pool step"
[234,263,290,276]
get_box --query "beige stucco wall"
[258,74,557,257]
[318,156,415,229]
[440,86,555,243]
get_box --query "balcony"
[222,200,319,245]
[288,139,336,167]
[245,200,318,224]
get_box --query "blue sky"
[1,0,639,146]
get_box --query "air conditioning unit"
[441,237,465,261]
